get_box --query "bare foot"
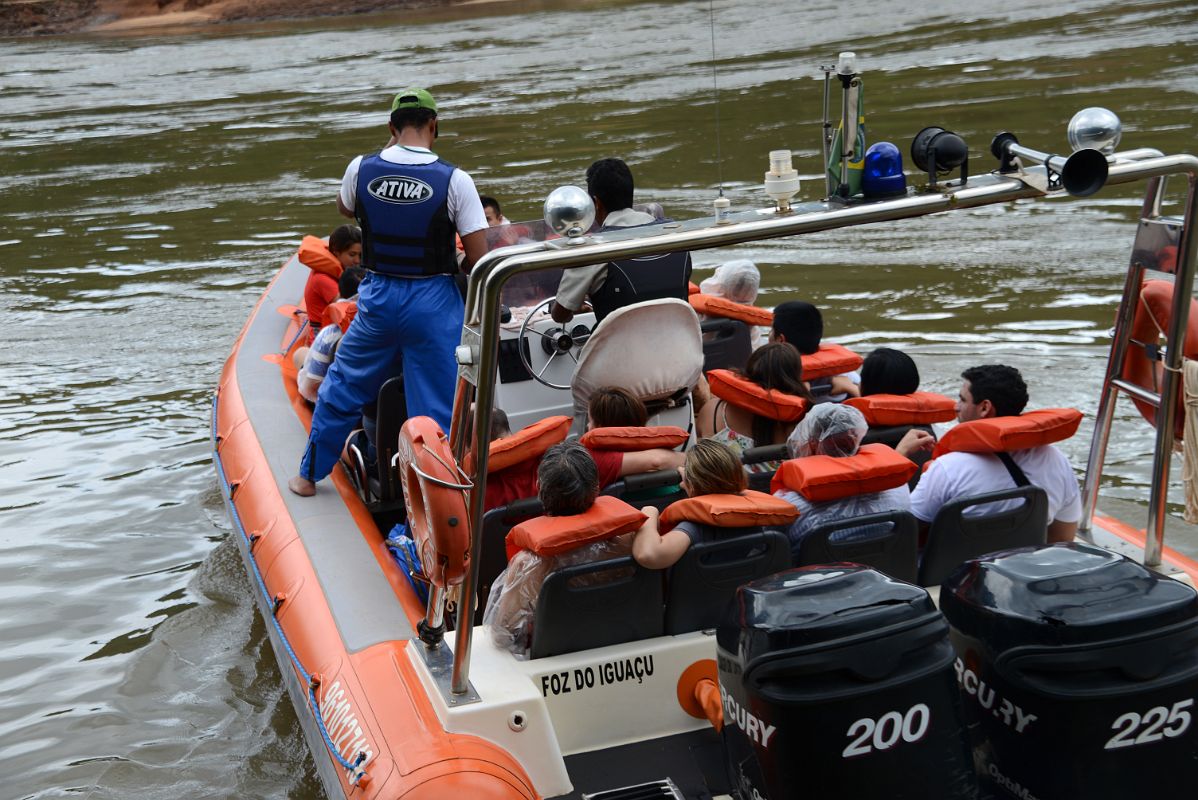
[288,475,316,497]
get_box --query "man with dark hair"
[908,364,1080,542]
[551,157,691,324]
[480,195,508,227]
[289,87,488,497]
[768,300,860,400]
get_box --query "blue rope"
[385,525,429,604]
[211,393,367,781]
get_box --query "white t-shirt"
[555,207,657,311]
[339,145,488,238]
[909,445,1082,524]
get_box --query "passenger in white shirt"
[907,364,1081,543]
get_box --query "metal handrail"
[445,149,1198,695]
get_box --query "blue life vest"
[354,152,458,277]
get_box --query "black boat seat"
[601,468,687,512]
[917,485,1049,586]
[475,495,543,625]
[366,375,407,504]
[861,423,934,488]
[700,317,752,373]
[664,529,790,635]
[796,509,920,583]
[741,443,788,493]
[530,556,664,659]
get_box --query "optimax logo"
[368,175,433,204]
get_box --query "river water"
[1,0,1196,796]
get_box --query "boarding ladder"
[1080,172,1198,565]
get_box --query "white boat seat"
[570,297,704,435]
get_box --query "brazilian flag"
[826,78,866,197]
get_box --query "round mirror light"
[1067,107,1122,155]
[544,185,595,238]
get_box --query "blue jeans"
[299,272,462,482]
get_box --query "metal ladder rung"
[1110,378,1163,408]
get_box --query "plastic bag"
[483,535,632,657]
[699,259,761,305]
[385,524,429,604]
[787,403,868,459]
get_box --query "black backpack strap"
[995,451,1030,487]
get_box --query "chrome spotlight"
[544,185,595,239]
[1067,107,1122,155]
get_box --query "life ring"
[1122,280,1198,439]
[396,416,472,590]
[688,293,774,327]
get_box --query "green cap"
[391,88,437,114]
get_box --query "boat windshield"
[483,219,564,310]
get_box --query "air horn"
[990,130,1109,197]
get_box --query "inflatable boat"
[213,59,1198,800]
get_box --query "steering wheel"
[516,296,592,390]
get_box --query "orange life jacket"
[1122,280,1198,439]
[324,300,358,333]
[930,408,1083,460]
[845,392,957,427]
[771,443,917,502]
[800,343,864,380]
[688,293,774,327]
[579,426,689,452]
[688,281,701,296]
[465,415,572,474]
[505,495,648,560]
[660,491,799,532]
[297,235,343,279]
[707,369,809,423]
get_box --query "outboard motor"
[716,565,979,799]
[940,542,1198,799]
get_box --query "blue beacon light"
[862,141,907,199]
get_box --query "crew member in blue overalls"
[289,87,487,496]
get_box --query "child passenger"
[299,224,362,343]
[294,267,365,403]
[769,300,860,401]
[630,440,751,570]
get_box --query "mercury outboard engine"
[716,565,978,799]
[940,541,1198,799]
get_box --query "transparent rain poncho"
[778,404,910,549]
[786,403,869,459]
[483,536,632,658]
[699,259,761,305]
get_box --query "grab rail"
[446,150,1198,696]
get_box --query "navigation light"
[862,142,907,199]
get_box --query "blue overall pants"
[298,271,462,482]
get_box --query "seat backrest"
[797,510,920,583]
[475,496,544,625]
[530,556,664,658]
[917,485,1049,586]
[601,468,687,511]
[372,376,407,503]
[861,424,934,487]
[664,530,791,634]
[571,298,704,434]
[742,443,788,493]
[700,317,752,373]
